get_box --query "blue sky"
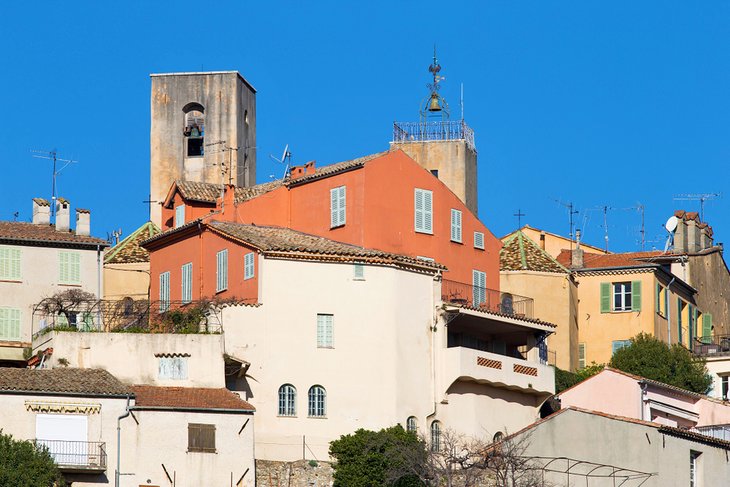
[1,1,728,252]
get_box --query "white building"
[0,198,108,365]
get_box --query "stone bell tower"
[150,71,256,226]
[390,53,478,215]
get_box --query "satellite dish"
[665,216,679,233]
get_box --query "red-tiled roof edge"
[130,385,255,412]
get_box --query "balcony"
[393,120,475,151]
[443,347,555,396]
[34,440,106,473]
[441,280,534,320]
[691,335,730,356]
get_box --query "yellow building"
[504,225,608,260]
[103,221,160,301]
[500,230,579,371]
[557,248,705,366]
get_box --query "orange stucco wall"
[161,193,216,230]
[149,228,259,303]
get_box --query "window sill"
[451,240,463,245]
[352,278,365,282]
[0,279,22,283]
[308,415,327,419]
[415,230,434,236]
[277,414,298,418]
[330,224,345,230]
[215,289,227,294]
[317,346,335,349]
[58,283,82,287]
[474,247,485,251]
[187,449,217,454]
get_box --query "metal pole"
[302,435,305,460]
[116,395,131,487]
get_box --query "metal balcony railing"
[441,280,534,319]
[393,120,475,151]
[690,426,730,442]
[34,439,106,471]
[690,335,730,356]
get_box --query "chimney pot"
[539,232,546,251]
[55,198,70,232]
[32,198,50,225]
[571,248,584,269]
[75,209,90,237]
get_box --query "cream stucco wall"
[500,270,578,371]
[33,332,226,388]
[103,262,150,300]
[705,355,730,400]
[123,408,255,487]
[515,227,606,259]
[0,243,102,357]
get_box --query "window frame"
[430,421,441,452]
[187,423,216,453]
[353,263,365,280]
[406,416,418,433]
[612,282,632,312]
[317,314,334,349]
[216,249,228,293]
[175,204,186,228]
[278,384,297,417]
[308,385,327,418]
[158,356,189,380]
[414,188,433,235]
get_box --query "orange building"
[152,149,501,300]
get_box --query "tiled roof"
[132,385,255,411]
[0,222,109,247]
[556,249,664,269]
[168,151,389,206]
[105,221,160,264]
[0,368,130,396]
[208,222,445,270]
[500,231,567,273]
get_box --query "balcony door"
[36,414,88,466]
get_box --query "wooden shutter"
[600,283,611,313]
[631,281,642,311]
[217,250,228,292]
[677,298,683,344]
[244,252,255,280]
[188,423,215,452]
[450,209,462,242]
[338,187,346,226]
[330,187,346,228]
[59,251,68,283]
[688,305,695,343]
[472,270,486,306]
[702,314,713,342]
[0,308,21,341]
[474,232,484,250]
[655,283,661,313]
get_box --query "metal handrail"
[441,279,534,319]
[393,120,476,150]
[34,439,107,469]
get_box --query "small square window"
[353,263,365,280]
[188,423,215,452]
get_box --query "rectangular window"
[450,209,462,243]
[0,246,21,280]
[181,263,192,304]
[353,263,365,280]
[474,232,485,250]
[0,308,21,341]
[690,451,701,487]
[472,270,487,306]
[59,251,81,284]
[188,423,216,453]
[601,281,642,313]
[612,340,632,355]
[330,186,346,228]
[722,376,729,401]
[159,272,170,313]
[613,282,632,311]
[578,343,586,369]
[414,189,433,234]
[244,252,255,280]
[317,314,334,348]
[175,205,186,228]
[216,249,228,292]
[159,356,188,380]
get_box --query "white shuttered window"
[159,272,170,312]
[0,247,21,280]
[216,250,228,292]
[330,186,346,228]
[181,263,192,303]
[317,314,334,348]
[0,308,21,341]
[175,205,186,228]
[474,232,485,250]
[415,189,433,234]
[59,251,81,284]
[159,356,188,380]
[472,270,487,306]
[450,209,462,243]
[244,252,255,280]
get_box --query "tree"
[36,288,97,329]
[609,333,712,394]
[0,430,65,487]
[329,425,425,487]
[555,363,605,393]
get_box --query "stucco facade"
[504,225,607,259]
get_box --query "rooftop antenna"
[554,199,580,250]
[108,228,123,245]
[601,205,611,252]
[673,193,721,222]
[31,149,78,217]
[513,209,526,229]
[460,83,464,121]
[664,215,679,253]
[269,144,292,179]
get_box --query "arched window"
[406,416,418,433]
[493,431,504,443]
[308,385,326,417]
[278,384,296,416]
[182,103,205,157]
[430,421,441,452]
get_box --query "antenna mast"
[673,193,721,222]
[31,149,78,217]
[554,200,580,250]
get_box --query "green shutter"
[677,298,683,344]
[688,305,695,343]
[702,314,713,344]
[655,283,660,313]
[600,282,611,313]
[631,281,642,312]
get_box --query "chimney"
[289,160,316,179]
[686,218,699,253]
[55,198,70,232]
[571,229,584,268]
[32,198,50,225]
[700,224,714,250]
[216,184,237,220]
[75,209,90,236]
[674,212,688,253]
[539,232,546,250]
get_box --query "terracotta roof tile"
[132,385,254,411]
[0,221,108,247]
[556,249,664,269]
[500,231,567,273]
[0,367,130,396]
[105,221,160,264]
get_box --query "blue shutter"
[175,205,186,228]
[415,189,424,232]
[474,232,484,249]
[451,209,462,243]
[330,187,346,228]
[159,272,170,312]
[423,190,433,234]
[244,252,255,280]
[472,270,486,306]
[217,250,228,292]
[181,263,192,303]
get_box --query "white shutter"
[474,232,485,250]
[415,189,433,234]
[473,270,486,306]
[353,263,364,280]
[330,186,346,228]
[244,252,255,280]
[415,189,424,232]
[217,250,228,292]
[317,314,334,348]
[181,263,192,303]
[338,186,346,226]
[451,209,462,243]
[159,272,170,312]
[175,205,186,228]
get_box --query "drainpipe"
[640,382,648,421]
[116,395,131,487]
[666,277,676,344]
[97,244,102,328]
[427,272,441,424]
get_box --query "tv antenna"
[31,149,78,217]
[553,199,580,250]
[269,144,292,179]
[673,193,721,222]
[108,228,123,245]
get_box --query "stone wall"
[256,459,334,487]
